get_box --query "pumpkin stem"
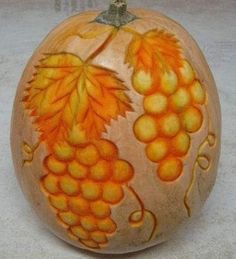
[95,0,137,28]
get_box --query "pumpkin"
[11,0,221,254]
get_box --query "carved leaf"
[24,53,132,145]
[126,29,183,72]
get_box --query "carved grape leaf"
[24,53,132,146]
[126,29,183,72]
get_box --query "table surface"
[0,0,235,258]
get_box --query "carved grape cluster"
[41,137,134,248]
[132,60,206,181]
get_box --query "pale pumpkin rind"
[11,8,221,255]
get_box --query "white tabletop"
[0,0,235,258]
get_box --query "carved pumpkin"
[11,0,221,254]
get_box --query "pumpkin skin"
[11,7,221,255]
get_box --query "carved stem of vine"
[126,184,157,241]
[85,28,118,63]
[22,141,41,166]
[127,184,145,218]
[184,161,198,217]
[184,107,212,217]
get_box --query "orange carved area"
[127,29,206,182]
[24,53,132,147]
[23,53,134,249]
[41,139,134,248]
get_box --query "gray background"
[0,0,235,258]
